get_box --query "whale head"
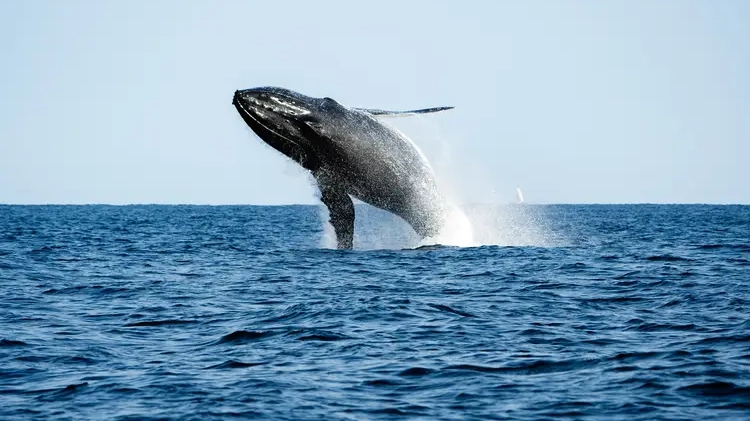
[233,87,336,171]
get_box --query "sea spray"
[420,204,476,247]
[392,116,558,248]
[314,111,559,249]
[318,206,338,249]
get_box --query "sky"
[1,0,749,204]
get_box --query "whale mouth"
[233,93,301,147]
[233,91,314,168]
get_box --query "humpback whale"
[232,87,452,249]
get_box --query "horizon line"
[1,202,748,206]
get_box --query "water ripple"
[0,204,748,420]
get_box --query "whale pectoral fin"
[354,106,454,117]
[320,186,354,249]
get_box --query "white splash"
[319,212,338,249]
[391,115,558,248]
[420,204,476,247]
[314,110,560,250]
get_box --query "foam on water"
[320,201,558,250]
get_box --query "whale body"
[233,87,452,249]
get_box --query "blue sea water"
[0,204,749,420]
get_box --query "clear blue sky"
[1,1,748,204]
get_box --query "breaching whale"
[232,87,452,249]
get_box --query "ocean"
[0,204,748,420]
